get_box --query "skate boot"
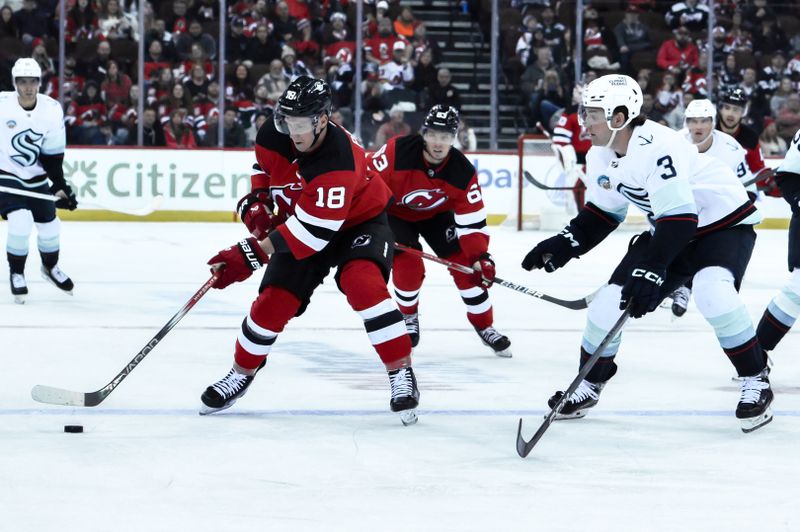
[475,326,512,358]
[402,312,420,348]
[10,273,27,304]
[548,379,605,420]
[670,286,691,317]
[40,264,74,295]
[736,369,774,433]
[388,366,420,426]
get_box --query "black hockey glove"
[521,228,580,272]
[620,262,667,319]
[51,183,78,211]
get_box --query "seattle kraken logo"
[10,129,44,167]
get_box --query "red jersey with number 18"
[368,134,489,262]
[252,119,392,260]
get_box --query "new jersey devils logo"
[270,183,304,214]
[401,188,448,211]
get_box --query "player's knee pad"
[445,250,475,288]
[6,209,34,256]
[35,218,61,254]
[340,259,391,310]
[392,250,425,289]
[693,266,739,318]
[250,285,301,332]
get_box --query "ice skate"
[10,273,27,304]
[40,264,74,295]
[402,312,420,348]
[475,326,512,357]
[388,367,419,425]
[670,286,691,317]
[548,379,605,420]
[200,369,256,414]
[736,369,774,433]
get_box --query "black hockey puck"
[64,425,83,433]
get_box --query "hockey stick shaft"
[516,308,630,457]
[31,273,220,407]
[0,185,163,216]
[523,169,577,191]
[394,243,594,310]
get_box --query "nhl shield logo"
[597,175,611,189]
[352,234,372,248]
[6,120,16,129]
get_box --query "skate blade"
[494,348,512,358]
[13,294,26,304]
[549,409,589,421]
[199,401,236,416]
[399,409,418,426]
[740,407,773,433]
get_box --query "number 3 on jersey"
[316,186,346,208]
[371,144,389,172]
[656,155,677,179]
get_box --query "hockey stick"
[523,169,578,191]
[31,273,220,407]
[394,243,596,310]
[516,307,630,458]
[0,185,164,216]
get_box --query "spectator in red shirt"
[101,59,133,106]
[164,109,198,148]
[657,26,698,75]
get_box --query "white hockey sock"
[6,209,34,257]
[581,284,624,357]
[693,266,756,349]
[35,218,61,254]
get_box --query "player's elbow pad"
[567,202,621,255]
[646,214,699,266]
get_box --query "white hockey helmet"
[684,98,716,126]
[12,57,42,89]
[581,74,643,131]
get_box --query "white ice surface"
[1,222,798,532]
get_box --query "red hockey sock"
[341,259,412,367]
[391,250,425,314]
[446,250,494,330]
[234,286,301,370]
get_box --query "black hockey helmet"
[720,87,749,108]
[422,105,460,136]
[277,76,332,118]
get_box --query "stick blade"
[31,384,88,407]
[516,418,532,457]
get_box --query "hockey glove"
[755,168,782,198]
[207,238,269,290]
[521,228,580,272]
[620,262,667,319]
[51,183,78,211]
[237,189,276,240]
[472,253,496,289]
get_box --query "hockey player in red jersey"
[201,77,420,425]
[369,105,512,357]
[717,87,779,197]
[551,85,592,210]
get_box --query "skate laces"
[11,274,26,289]
[739,375,770,405]
[389,368,414,400]
[672,287,690,306]
[568,380,599,403]
[479,327,503,344]
[403,313,419,334]
[211,370,251,398]
[47,266,70,284]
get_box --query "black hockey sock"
[724,337,767,377]
[581,347,618,384]
[7,252,27,275]
[756,309,790,354]
[40,250,59,269]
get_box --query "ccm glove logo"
[559,228,580,248]
[631,268,664,285]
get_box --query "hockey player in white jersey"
[666,99,758,317]
[0,58,78,303]
[521,74,773,433]
[756,127,800,358]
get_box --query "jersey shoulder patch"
[255,119,294,160]
[438,148,477,190]
[735,125,759,149]
[392,134,424,171]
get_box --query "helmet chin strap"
[693,129,713,147]
[603,128,619,149]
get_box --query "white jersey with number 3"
[0,91,66,188]
[778,128,800,175]
[680,128,755,195]
[584,120,761,230]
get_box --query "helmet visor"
[577,105,606,127]
[422,129,456,145]
[274,112,317,135]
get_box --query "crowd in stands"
[0,0,466,150]
[507,0,800,157]
[2,0,799,155]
